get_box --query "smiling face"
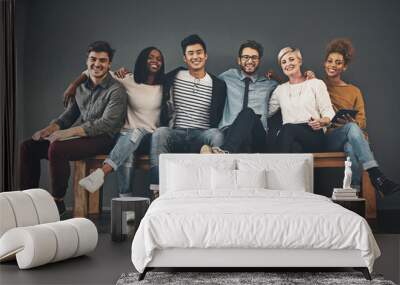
[238,47,260,76]
[183,43,208,72]
[280,51,302,77]
[86,51,111,79]
[324,52,347,79]
[147,49,163,74]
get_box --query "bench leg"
[362,171,377,219]
[73,161,88,217]
[88,191,101,214]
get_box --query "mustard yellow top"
[326,83,367,131]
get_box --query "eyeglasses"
[240,55,260,62]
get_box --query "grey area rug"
[116,271,396,285]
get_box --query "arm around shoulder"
[268,86,281,117]
[63,72,88,107]
[314,79,335,120]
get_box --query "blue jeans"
[149,127,224,184]
[325,122,378,186]
[105,128,151,195]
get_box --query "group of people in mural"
[19,35,400,215]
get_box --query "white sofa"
[131,154,380,280]
[0,189,98,269]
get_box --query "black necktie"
[242,77,251,110]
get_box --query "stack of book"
[332,188,358,200]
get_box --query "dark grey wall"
[16,0,400,206]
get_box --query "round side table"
[111,197,150,242]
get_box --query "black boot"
[371,176,400,196]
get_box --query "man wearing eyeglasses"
[201,40,278,154]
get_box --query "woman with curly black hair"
[324,38,399,195]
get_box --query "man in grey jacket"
[19,41,127,215]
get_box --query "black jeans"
[221,107,267,153]
[276,123,325,153]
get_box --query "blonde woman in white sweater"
[269,47,335,152]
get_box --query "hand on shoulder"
[113,67,131,79]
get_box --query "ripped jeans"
[104,128,151,196]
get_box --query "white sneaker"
[200,145,229,154]
[79,169,105,193]
[200,144,213,154]
[211,147,229,154]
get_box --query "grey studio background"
[15,0,400,209]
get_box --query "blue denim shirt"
[218,68,278,130]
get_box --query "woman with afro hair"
[324,38,399,196]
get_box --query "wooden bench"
[73,154,150,217]
[73,153,377,218]
[313,152,376,218]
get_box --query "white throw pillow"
[211,168,237,190]
[237,169,267,189]
[266,168,307,192]
[237,159,309,192]
[167,160,236,192]
[167,163,210,191]
[211,169,267,190]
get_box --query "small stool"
[111,197,150,242]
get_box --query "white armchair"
[0,189,98,269]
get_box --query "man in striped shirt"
[150,34,227,184]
